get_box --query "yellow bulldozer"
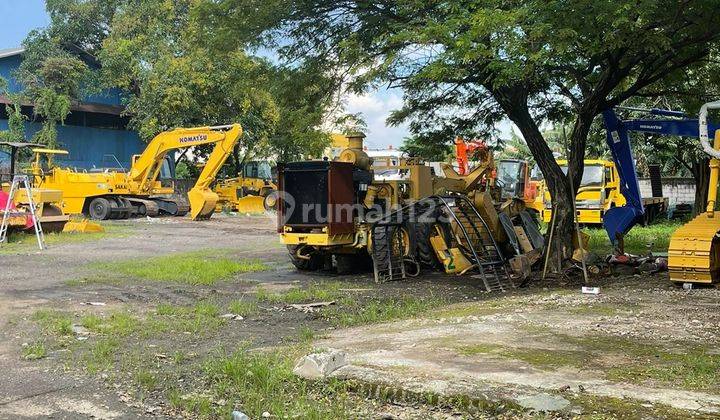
[214,161,277,213]
[0,142,70,233]
[31,124,243,221]
[668,101,720,285]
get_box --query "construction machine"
[278,133,543,288]
[0,142,70,233]
[32,124,243,221]
[599,102,720,284]
[214,161,277,213]
[454,137,543,214]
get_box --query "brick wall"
[638,177,695,206]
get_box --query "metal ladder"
[0,175,46,250]
[370,195,512,290]
[436,196,514,292]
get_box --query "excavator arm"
[128,124,243,220]
[601,107,720,245]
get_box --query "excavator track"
[153,197,190,217]
[668,213,720,284]
[125,198,160,217]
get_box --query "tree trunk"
[493,86,578,268]
[692,157,710,216]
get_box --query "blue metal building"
[0,47,145,171]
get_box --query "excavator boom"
[129,124,243,220]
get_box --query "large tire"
[88,197,111,220]
[287,245,321,271]
[412,223,441,268]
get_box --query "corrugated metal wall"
[0,120,145,170]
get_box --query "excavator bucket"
[668,213,720,284]
[63,219,104,233]
[235,195,266,214]
[188,187,219,220]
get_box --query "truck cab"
[542,159,625,224]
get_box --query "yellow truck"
[542,159,667,225]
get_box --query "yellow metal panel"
[281,232,354,246]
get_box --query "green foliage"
[21,0,341,163]
[199,348,350,419]
[226,0,720,257]
[0,77,27,143]
[400,135,452,161]
[17,29,91,148]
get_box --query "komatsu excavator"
[32,124,243,221]
[601,102,720,285]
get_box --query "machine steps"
[372,195,513,291]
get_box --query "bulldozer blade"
[668,213,720,284]
[63,219,104,233]
[235,195,266,214]
[188,188,219,220]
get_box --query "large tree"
[21,0,343,166]
[213,0,720,263]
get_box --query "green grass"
[607,346,720,392]
[32,310,73,336]
[90,251,267,285]
[457,343,588,369]
[22,342,47,360]
[148,302,226,335]
[228,298,259,317]
[191,348,350,419]
[327,295,448,327]
[256,281,347,304]
[586,220,681,254]
[84,338,120,373]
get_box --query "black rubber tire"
[287,245,321,271]
[412,223,441,268]
[263,191,278,211]
[137,203,147,216]
[371,226,392,271]
[88,197,111,220]
[107,197,120,220]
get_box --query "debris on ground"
[288,301,336,313]
[293,349,347,379]
[219,313,245,320]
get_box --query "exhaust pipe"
[699,100,720,160]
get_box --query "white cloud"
[344,88,409,149]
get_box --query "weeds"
[22,342,47,360]
[228,298,259,317]
[90,251,267,285]
[328,295,448,327]
[192,348,350,419]
[256,282,347,304]
[32,310,73,336]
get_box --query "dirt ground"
[1,214,719,419]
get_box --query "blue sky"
[0,0,49,50]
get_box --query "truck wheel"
[88,197,111,220]
[287,245,321,271]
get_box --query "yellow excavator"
[32,124,243,221]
